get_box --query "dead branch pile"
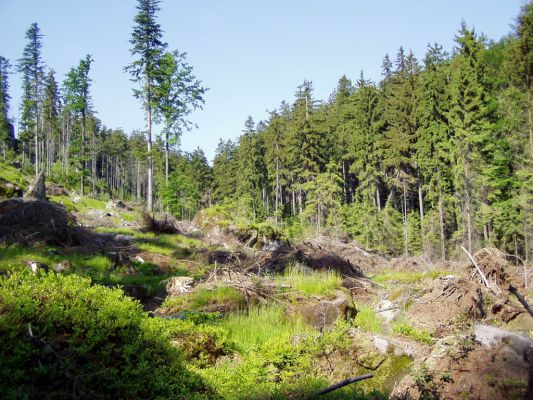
[408,275,486,336]
[469,248,510,290]
[140,211,180,234]
[304,237,384,274]
[201,269,278,303]
[240,240,366,277]
[0,199,87,247]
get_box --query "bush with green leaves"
[0,272,214,399]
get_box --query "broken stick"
[317,374,374,396]
[461,246,491,290]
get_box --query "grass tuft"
[277,266,341,296]
[219,304,314,350]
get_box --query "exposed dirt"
[392,332,530,400]
[407,275,486,337]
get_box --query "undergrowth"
[219,304,314,351]
[278,266,342,296]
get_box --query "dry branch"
[461,246,491,290]
[316,374,374,396]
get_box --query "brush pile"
[0,199,86,246]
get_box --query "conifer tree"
[17,23,44,175]
[447,23,491,253]
[125,0,167,211]
[0,56,12,158]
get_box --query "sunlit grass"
[392,322,432,344]
[0,161,29,189]
[162,286,245,313]
[219,304,314,350]
[277,266,342,296]
[353,304,383,333]
[372,270,447,286]
[0,244,168,294]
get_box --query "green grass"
[372,270,448,286]
[162,286,245,313]
[353,304,383,333]
[192,287,244,308]
[77,197,108,211]
[94,226,138,235]
[0,161,29,189]
[277,266,342,296]
[0,244,169,295]
[136,233,200,256]
[219,304,314,350]
[392,322,432,344]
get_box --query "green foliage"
[353,305,383,333]
[0,161,28,190]
[163,286,246,313]
[0,272,211,399]
[277,266,342,296]
[218,304,314,351]
[160,170,200,218]
[392,323,433,344]
[371,270,447,286]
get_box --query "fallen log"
[317,373,374,396]
[509,284,533,318]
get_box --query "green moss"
[357,354,412,395]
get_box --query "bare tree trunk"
[402,179,408,256]
[146,102,153,211]
[464,162,473,254]
[165,130,169,185]
[439,194,446,261]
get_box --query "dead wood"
[317,373,374,396]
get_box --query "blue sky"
[0,0,525,162]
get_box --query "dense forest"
[1,0,532,262]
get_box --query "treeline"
[211,9,533,260]
[0,0,209,217]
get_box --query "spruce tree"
[17,23,44,175]
[125,0,167,211]
[0,56,12,158]
[447,23,492,254]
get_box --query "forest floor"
[1,167,532,399]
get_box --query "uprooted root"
[0,199,89,247]
[140,211,180,234]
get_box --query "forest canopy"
[0,1,532,261]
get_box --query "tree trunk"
[439,194,446,261]
[165,129,169,185]
[146,102,153,211]
[402,178,408,256]
[464,162,473,254]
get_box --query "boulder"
[375,299,400,324]
[474,324,533,356]
[297,290,357,329]
[54,260,71,273]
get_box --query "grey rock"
[474,324,533,355]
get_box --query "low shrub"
[0,272,212,399]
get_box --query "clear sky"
[0,0,525,162]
